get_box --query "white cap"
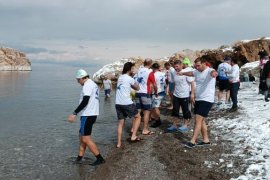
[76,69,88,79]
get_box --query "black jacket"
[262,60,270,80]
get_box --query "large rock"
[0,47,31,71]
[93,57,169,84]
[93,37,270,82]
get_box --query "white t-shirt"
[134,67,152,94]
[103,79,112,90]
[154,71,166,94]
[228,64,240,83]
[79,79,99,116]
[116,74,136,105]
[217,62,231,80]
[193,67,216,103]
[166,67,175,83]
[173,71,194,98]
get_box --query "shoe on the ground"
[73,157,83,164]
[178,126,189,132]
[167,125,177,132]
[228,107,238,112]
[196,141,211,147]
[89,157,105,166]
[150,120,162,128]
[184,142,196,149]
[217,101,222,105]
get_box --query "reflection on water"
[0,71,30,98]
[0,63,118,179]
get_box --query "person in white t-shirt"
[67,69,105,166]
[115,62,141,148]
[167,60,195,133]
[150,63,166,128]
[179,58,218,148]
[134,58,157,135]
[217,57,232,108]
[102,76,112,98]
[227,58,240,112]
[164,62,175,109]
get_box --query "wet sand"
[89,108,245,180]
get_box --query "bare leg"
[79,137,87,156]
[218,91,223,102]
[201,119,210,143]
[172,116,179,127]
[131,113,141,140]
[81,136,100,156]
[226,90,230,102]
[117,119,125,148]
[190,115,204,144]
[142,110,151,134]
[183,119,190,128]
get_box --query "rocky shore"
[93,37,270,83]
[0,47,31,71]
[89,108,244,180]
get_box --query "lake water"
[0,63,120,179]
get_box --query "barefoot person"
[67,69,105,166]
[134,58,157,135]
[115,62,141,148]
[179,57,218,148]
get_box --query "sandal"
[128,137,142,143]
[142,131,155,136]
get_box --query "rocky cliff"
[93,37,270,82]
[0,47,31,71]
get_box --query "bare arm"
[178,71,194,77]
[190,81,195,104]
[131,83,139,91]
[210,70,218,78]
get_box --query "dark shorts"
[172,96,191,119]
[218,80,230,91]
[105,89,111,96]
[169,82,175,93]
[115,104,138,120]
[194,101,213,118]
[79,116,97,136]
[135,93,152,110]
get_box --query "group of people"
[66,55,243,166]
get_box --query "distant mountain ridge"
[0,47,31,71]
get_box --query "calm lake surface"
[0,63,120,179]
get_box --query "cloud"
[0,0,269,63]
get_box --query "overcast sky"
[0,0,269,64]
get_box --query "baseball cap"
[182,57,192,67]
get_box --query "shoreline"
[89,108,245,180]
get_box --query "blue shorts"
[152,92,165,108]
[79,116,97,136]
[135,93,152,110]
[105,89,111,96]
[194,101,213,118]
[169,82,175,93]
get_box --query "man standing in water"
[67,69,105,166]
[179,57,218,148]
[115,62,141,148]
[102,75,112,98]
